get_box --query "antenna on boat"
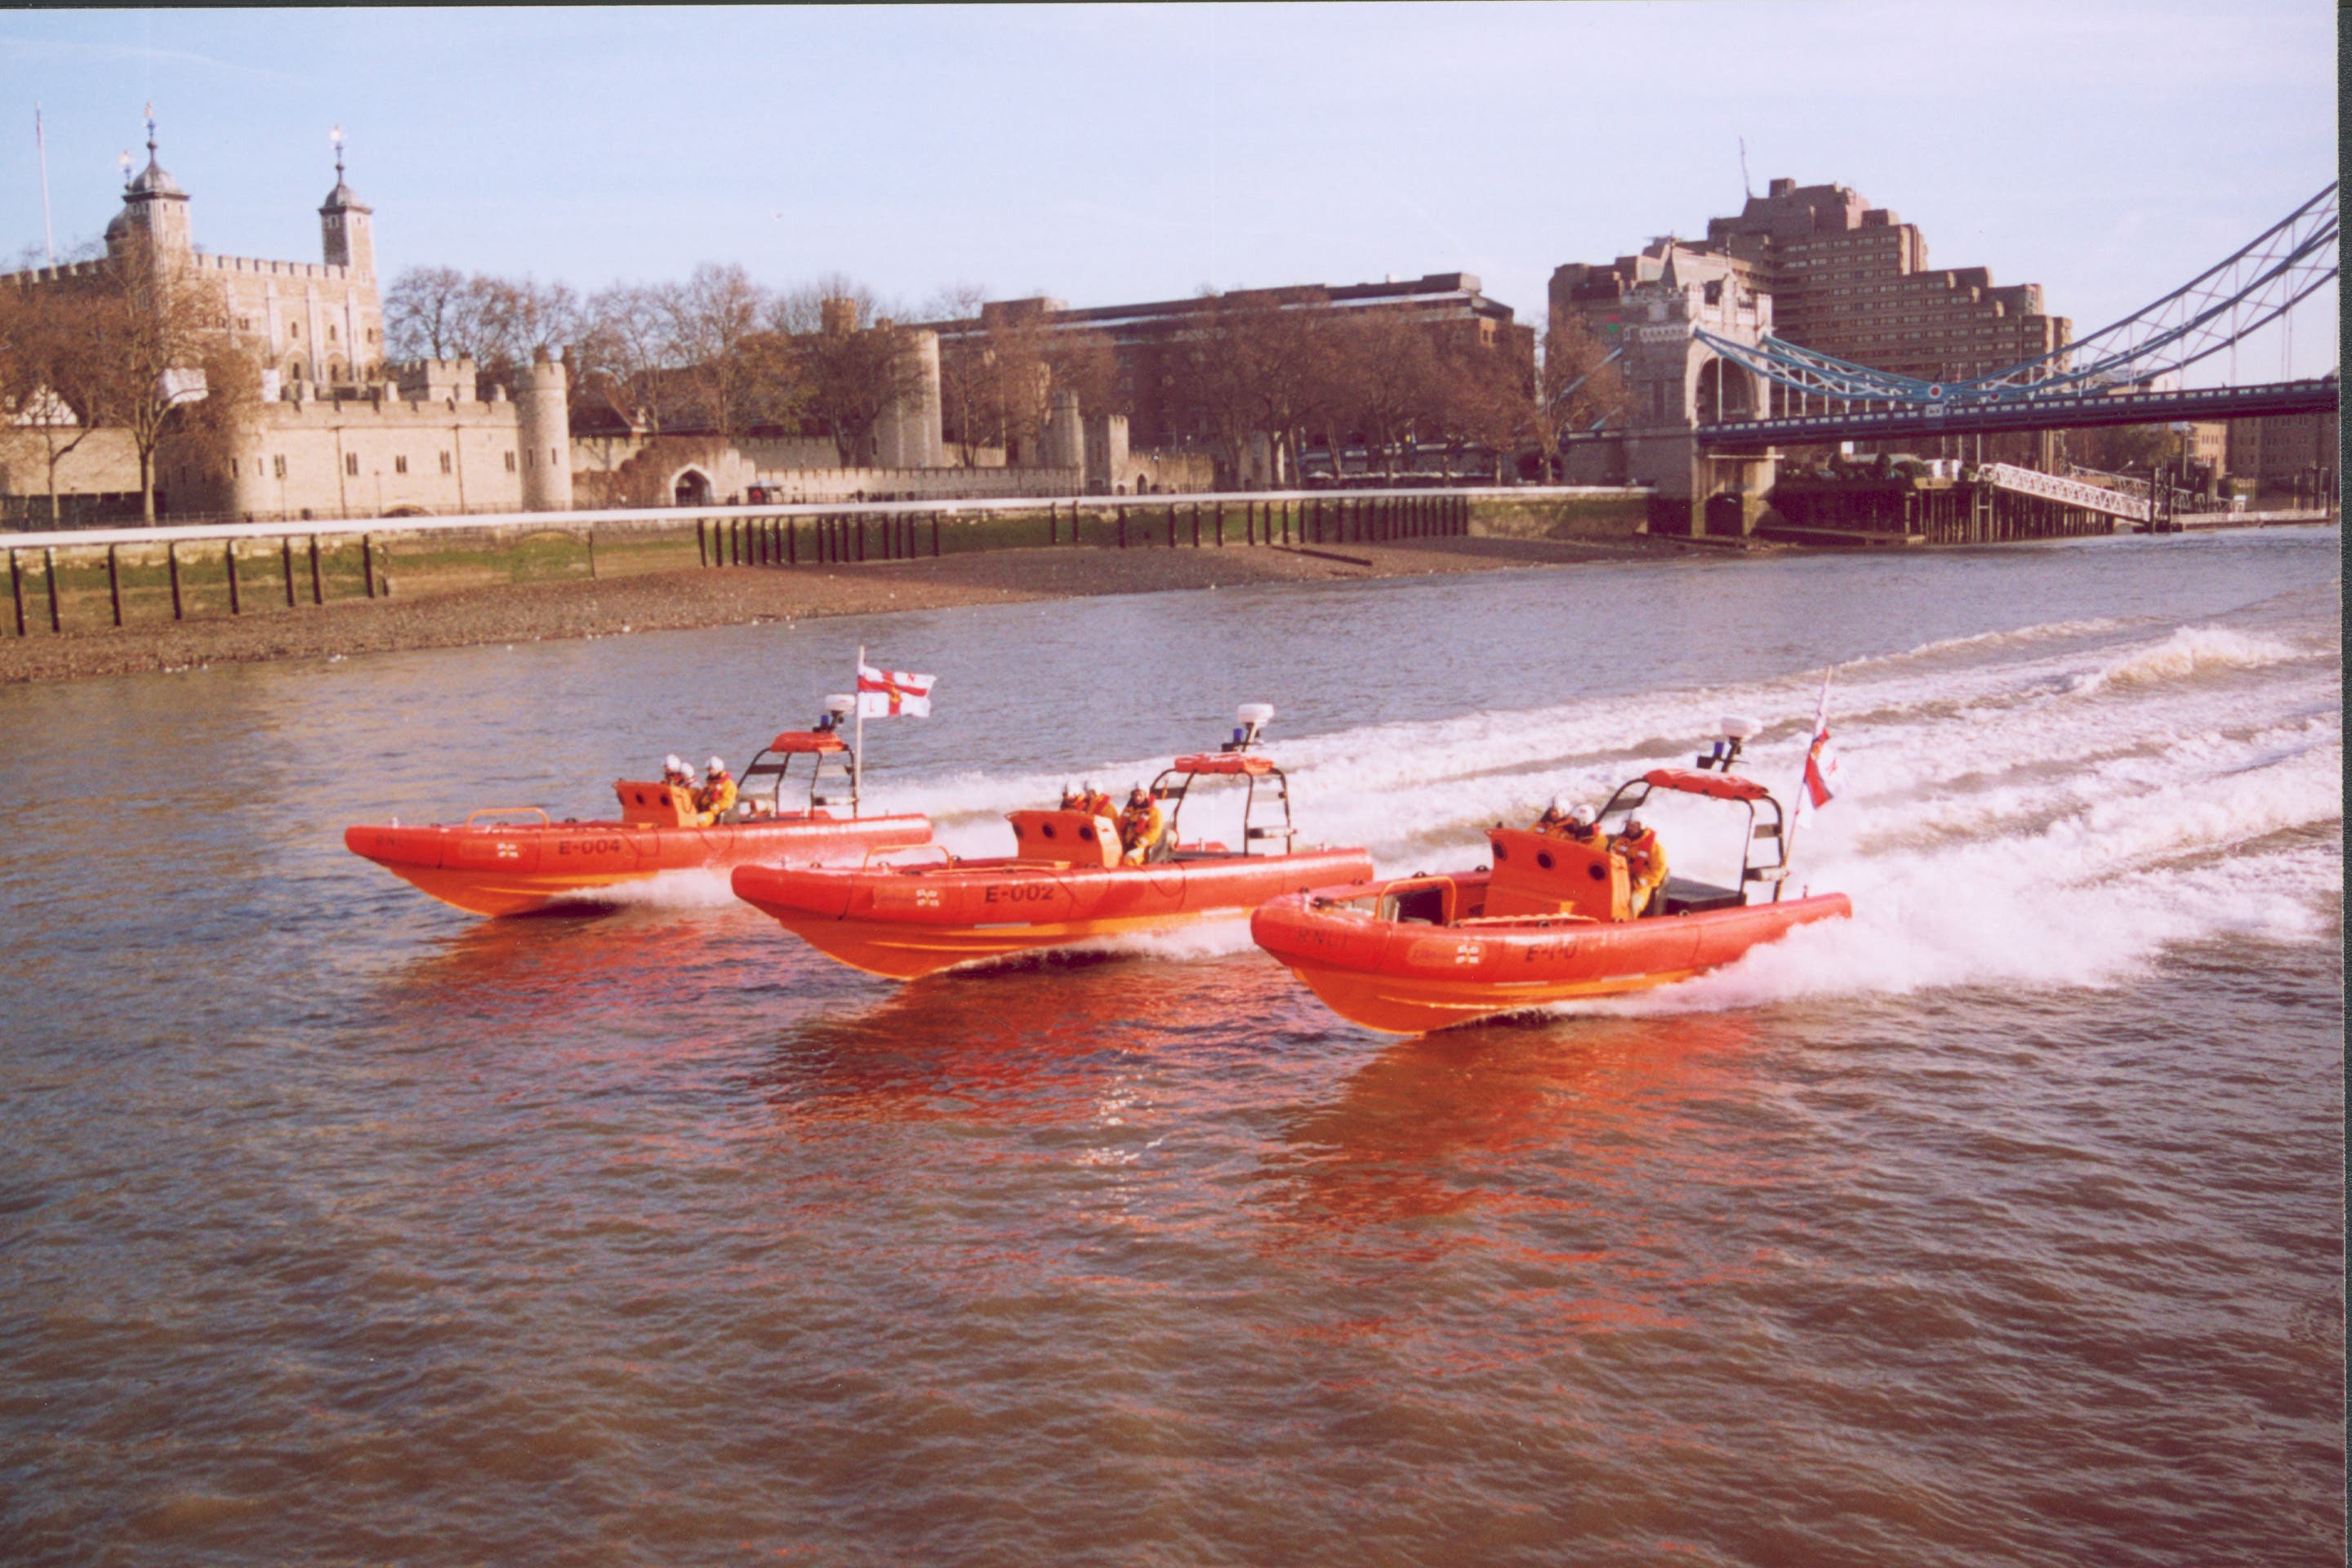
[1225,702,1276,754]
[1698,715,1760,772]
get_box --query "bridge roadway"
[1695,377,2338,448]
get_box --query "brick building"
[2227,405,2339,500]
[1552,178,2071,406]
[917,273,1534,479]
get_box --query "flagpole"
[852,644,865,817]
[36,105,56,265]
[1786,667,1831,863]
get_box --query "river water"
[1,527,2341,1566]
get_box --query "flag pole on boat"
[1787,666,1839,859]
[852,644,865,817]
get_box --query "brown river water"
[1,527,2341,1566]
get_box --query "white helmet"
[1548,795,1568,815]
[665,753,685,773]
[1570,804,1597,826]
[706,755,727,775]
[1624,813,1646,834]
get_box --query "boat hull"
[345,813,933,917]
[1252,883,1853,1034]
[733,848,1377,979]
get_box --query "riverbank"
[0,534,1684,684]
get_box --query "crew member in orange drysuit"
[695,755,739,826]
[1532,799,1601,843]
[1118,786,1168,866]
[1612,813,1668,915]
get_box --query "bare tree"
[75,244,254,522]
[663,263,778,441]
[783,279,929,466]
[1436,339,1537,483]
[1534,314,1627,481]
[0,283,102,523]
[925,283,996,464]
[383,265,488,362]
[1323,310,1444,479]
[474,275,580,380]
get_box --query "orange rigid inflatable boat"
[347,726,930,917]
[1253,734,1851,1033]
[733,706,1375,978]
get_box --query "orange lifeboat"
[1253,755,1852,1034]
[346,725,930,917]
[733,707,1375,978]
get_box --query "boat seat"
[1004,808,1121,869]
[615,780,697,828]
[1657,877,1744,915]
[1380,883,1450,925]
[1485,827,1629,921]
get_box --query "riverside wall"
[0,488,1652,637]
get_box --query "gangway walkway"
[1975,463,2150,525]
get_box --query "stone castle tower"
[318,134,375,279]
[105,118,192,258]
[514,350,574,512]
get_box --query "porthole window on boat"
[1080,826,1096,840]
[1492,843,1508,860]
[1041,822,1057,838]
[1536,851,1555,870]
[1588,864,1607,881]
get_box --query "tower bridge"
[1602,184,2339,539]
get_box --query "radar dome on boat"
[1720,715,1762,741]
[825,694,856,717]
[1237,702,1276,728]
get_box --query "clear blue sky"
[3,3,2338,380]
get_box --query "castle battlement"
[258,394,510,425]
[189,254,352,282]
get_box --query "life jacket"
[1119,800,1164,851]
[1615,827,1665,886]
[697,773,738,824]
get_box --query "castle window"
[345,452,359,477]
[504,451,517,473]
[328,324,338,343]
[290,321,301,337]
[274,455,287,479]
[231,459,238,479]
[439,452,452,474]
[394,455,408,474]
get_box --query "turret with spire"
[107,105,192,258]
[319,124,374,277]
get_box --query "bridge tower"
[1618,255,1780,537]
